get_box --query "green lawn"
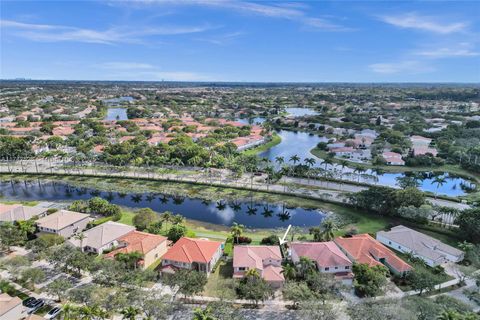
[203,259,236,298]
[392,251,454,292]
[0,200,39,206]
[243,133,281,156]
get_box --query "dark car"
[22,297,36,307]
[27,299,45,314]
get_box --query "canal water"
[0,180,327,229]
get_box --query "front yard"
[202,259,236,298]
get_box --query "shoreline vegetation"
[310,147,480,184]
[0,173,463,247]
[242,132,282,156]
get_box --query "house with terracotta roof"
[334,234,412,276]
[290,242,353,284]
[0,203,48,223]
[233,245,284,288]
[161,237,223,276]
[68,221,135,254]
[376,226,464,267]
[36,210,90,238]
[0,293,23,320]
[104,230,169,269]
[382,151,405,166]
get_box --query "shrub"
[237,236,252,244]
[260,234,280,245]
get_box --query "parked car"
[44,307,62,319]
[22,297,36,306]
[27,298,45,314]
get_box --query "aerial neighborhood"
[0,83,479,319]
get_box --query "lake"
[105,108,128,121]
[259,129,475,196]
[0,180,327,229]
[103,96,134,106]
[285,107,318,117]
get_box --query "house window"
[389,241,392,245]
[345,266,350,269]
[398,246,401,249]
[239,267,246,271]
[335,267,338,269]
[325,267,329,271]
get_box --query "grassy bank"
[243,133,281,156]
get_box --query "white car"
[44,307,62,319]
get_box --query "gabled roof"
[377,225,463,261]
[36,210,89,230]
[162,237,222,264]
[334,234,412,273]
[0,293,22,317]
[104,230,167,257]
[290,241,352,268]
[69,221,134,249]
[233,245,282,270]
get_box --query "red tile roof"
[104,230,167,258]
[290,241,352,268]
[334,234,412,273]
[161,237,223,264]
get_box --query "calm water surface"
[0,180,327,229]
[260,130,475,196]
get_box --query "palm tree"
[161,211,173,231]
[436,309,462,320]
[261,204,273,218]
[281,264,297,281]
[432,176,446,199]
[121,306,140,320]
[304,157,316,184]
[192,307,215,320]
[353,165,365,183]
[322,157,333,171]
[297,256,317,279]
[320,219,336,241]
[230,222,245,244]
[245,268,260,278]
[275,156,285,166]
[74,232,86,251]
[289,154,300,166]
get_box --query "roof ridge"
[192,238,208,263]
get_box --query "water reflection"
[0,180,326,228]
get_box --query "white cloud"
[0,19,213,44]
[369,60,434,74]
[120,0,350,31]
[379,13,467,34]
[415,47,479,58]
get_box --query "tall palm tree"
[161,211,173,231]
[121,306,140,320]
[281,264,297,281]
[320,219,336,241]
[322,157,333,171]
[275,156,285,166]
[230,222,245,244]
[289,155,300,166]
[432,176,446,199]
[297,256,317,279]
[192,307,215,320]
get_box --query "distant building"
[382,151,405,166]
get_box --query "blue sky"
[1,0,479,82]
